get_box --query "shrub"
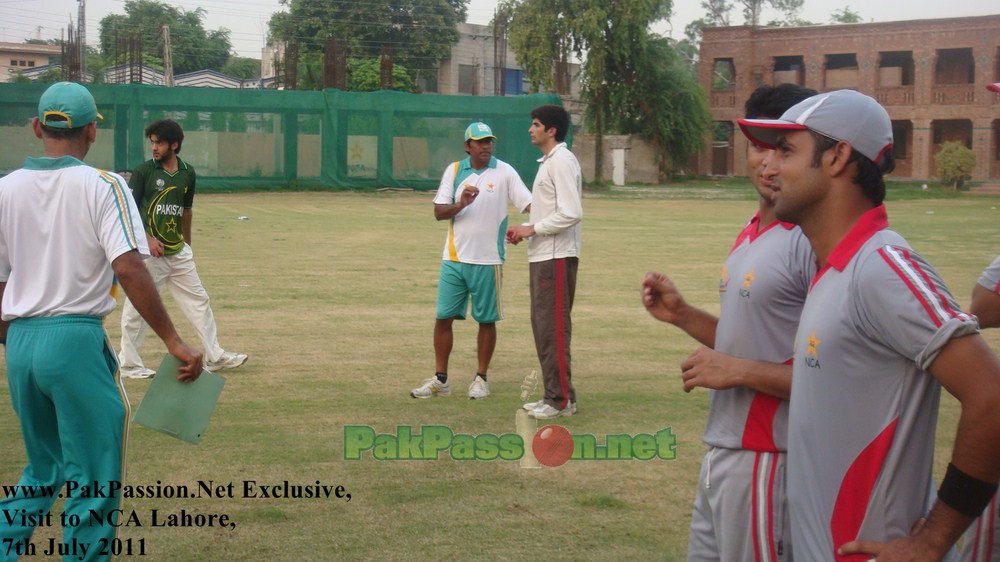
[935,141,976,190]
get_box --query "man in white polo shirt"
[411,122,531,400]
[0,82,202,562]
[739,89,1000,560]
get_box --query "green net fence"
[0,83,565,191]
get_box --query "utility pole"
[78,0,86,77]
[162,25,174,86]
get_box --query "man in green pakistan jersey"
[118,119,248,378]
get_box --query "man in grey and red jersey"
[956,254,1000,561]
[739,89,1000,561]
[642,83,816,562]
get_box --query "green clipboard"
[133,354,226,444]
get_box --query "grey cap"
[737,89,893,164]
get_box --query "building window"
[935,48,974,85]
[9,60,15,66]
[878,51,913,86]
[27,61,34,67]
[824,53,859,90]
[712,59,735,91]
[891,121,911,161]
[994,47,999,86]
[994,120,1000,162]
[416,69,438,94]
[773,56,805,86]
[458,64,478,95]
[502,68,524,96]
[932,120,972,149]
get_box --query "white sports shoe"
[205,352,248,372]
[411,377,451,399]
[468,375,490,399]
[121,367,155,379]
[522,400,544,411]
[528,401,576,420]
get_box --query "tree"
[601,37,712,178]
[691,0,803,28]
[935,141,976,190]
[222,57,261,80]
[348,58,418,92]
[98,0,232,75]
[739,0,803,26]
[830,6,863,24]
[502,0,708,180]
[267,0,468,90]
[701,0,733,26]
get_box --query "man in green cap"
[411,122,531,400]
[0,82,202,561]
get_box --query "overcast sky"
[2,0,998,59]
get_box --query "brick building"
[697,15,1000,182]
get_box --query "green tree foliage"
[601,37,712,177]
[693,0,803,28]
[222,57,262,79]
[267,0,468,90]
[98,0,232,74]
[740,0,803,26]
[830,6,863,24]
[496,0,574,95]
[348,59,418,93]
[934,141,976,190]
[701,0,733,26]
[501,0,706,179]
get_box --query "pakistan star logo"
[165,217,179,234]
[805,330,821,368]
[739,271,755,298]
[349,143,364,161]
[487,182,495,192]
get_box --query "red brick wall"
[698,16,1000,181]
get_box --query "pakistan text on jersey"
[2,480,351,500]
[154,203,184,216]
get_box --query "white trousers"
[119,244,226,367]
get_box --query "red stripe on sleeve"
[878,248,944,328]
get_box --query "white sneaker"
[529,401,576,420]
[522,400,543,411]
[121,367,155,379]
[468,375,489,399]
[205,352,248,372]
[411,377,451,399]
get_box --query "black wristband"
[938,463,999,517]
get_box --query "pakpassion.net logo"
[343,424,676,468]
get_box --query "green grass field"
[2,186,1000,561]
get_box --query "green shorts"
[436,261,504,323]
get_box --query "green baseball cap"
[38,82,103,129]
[465,122,496,141]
